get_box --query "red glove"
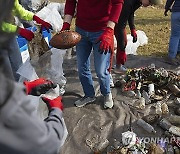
[24,78,57,96]
[116,50,127,65]
[97,27,114,54]
[18,27,34,41]
[60,22,70,32]
[42,96,63,111]
[131,29,137,43]
[33,15,52,32]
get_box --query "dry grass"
[134,2,171,57]
[50,0,171,57]
[50,0,65,3]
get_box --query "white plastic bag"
[136,30,148,46]
[48,48,67,87]
[17,58,38,81]
[122,131,137,148]
[125,30,148,55]
[36,3,64,32]
[46,2,65,18]
[125,34,140,55]
[31,0,48,12]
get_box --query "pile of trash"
[88,64,180,154]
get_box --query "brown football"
[49,30,81,49]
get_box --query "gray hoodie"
[0,73,68,154]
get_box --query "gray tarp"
[59,54,180,154]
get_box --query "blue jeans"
[76,27,111,97]
[0,36,22,81]
[168,12,180,58]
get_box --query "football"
[49,30,81,49]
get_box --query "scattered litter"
[137,119,156,134]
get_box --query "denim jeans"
[76,27,111,97]
[0,36,22,81]
[168,12,180,58]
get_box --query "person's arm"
[164,0,174,16]
[165,0,174,10]
[1,22,18,33]
[13,0,34,21]
[128,12,138,43]
[0,0,34,37]
[0,78,67,154]
[108,0,124,28]
[128,12,135,30]
[96,0,123,54]
[60,0,77,31]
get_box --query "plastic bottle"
[136,90,141,99]
[169,126,180,137]
[167,115,180,125]
[159,118,172,130]
[142,90,151,104]
[148,83,155,96]
[150,63,155,69]
[136,119,156,133]
[156,102,162,115]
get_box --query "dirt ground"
[59,53,180,154]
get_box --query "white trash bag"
[36,3,64,32]
[125,30,148,55]
[17,58,39,81]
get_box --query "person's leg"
[168,12,180,59]
[74,27,96,107]
[75,27,95,97]
[8,36,23,81]
[93,41,111,96]
[114,5,130,72]
[115,28,127,65]
[91,31,113,108]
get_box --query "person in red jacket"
[114,0,151,73]
[60,0,124,109]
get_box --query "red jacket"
[65,0,124,32]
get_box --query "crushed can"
[161,103,169,115]
[148,83,155,96]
